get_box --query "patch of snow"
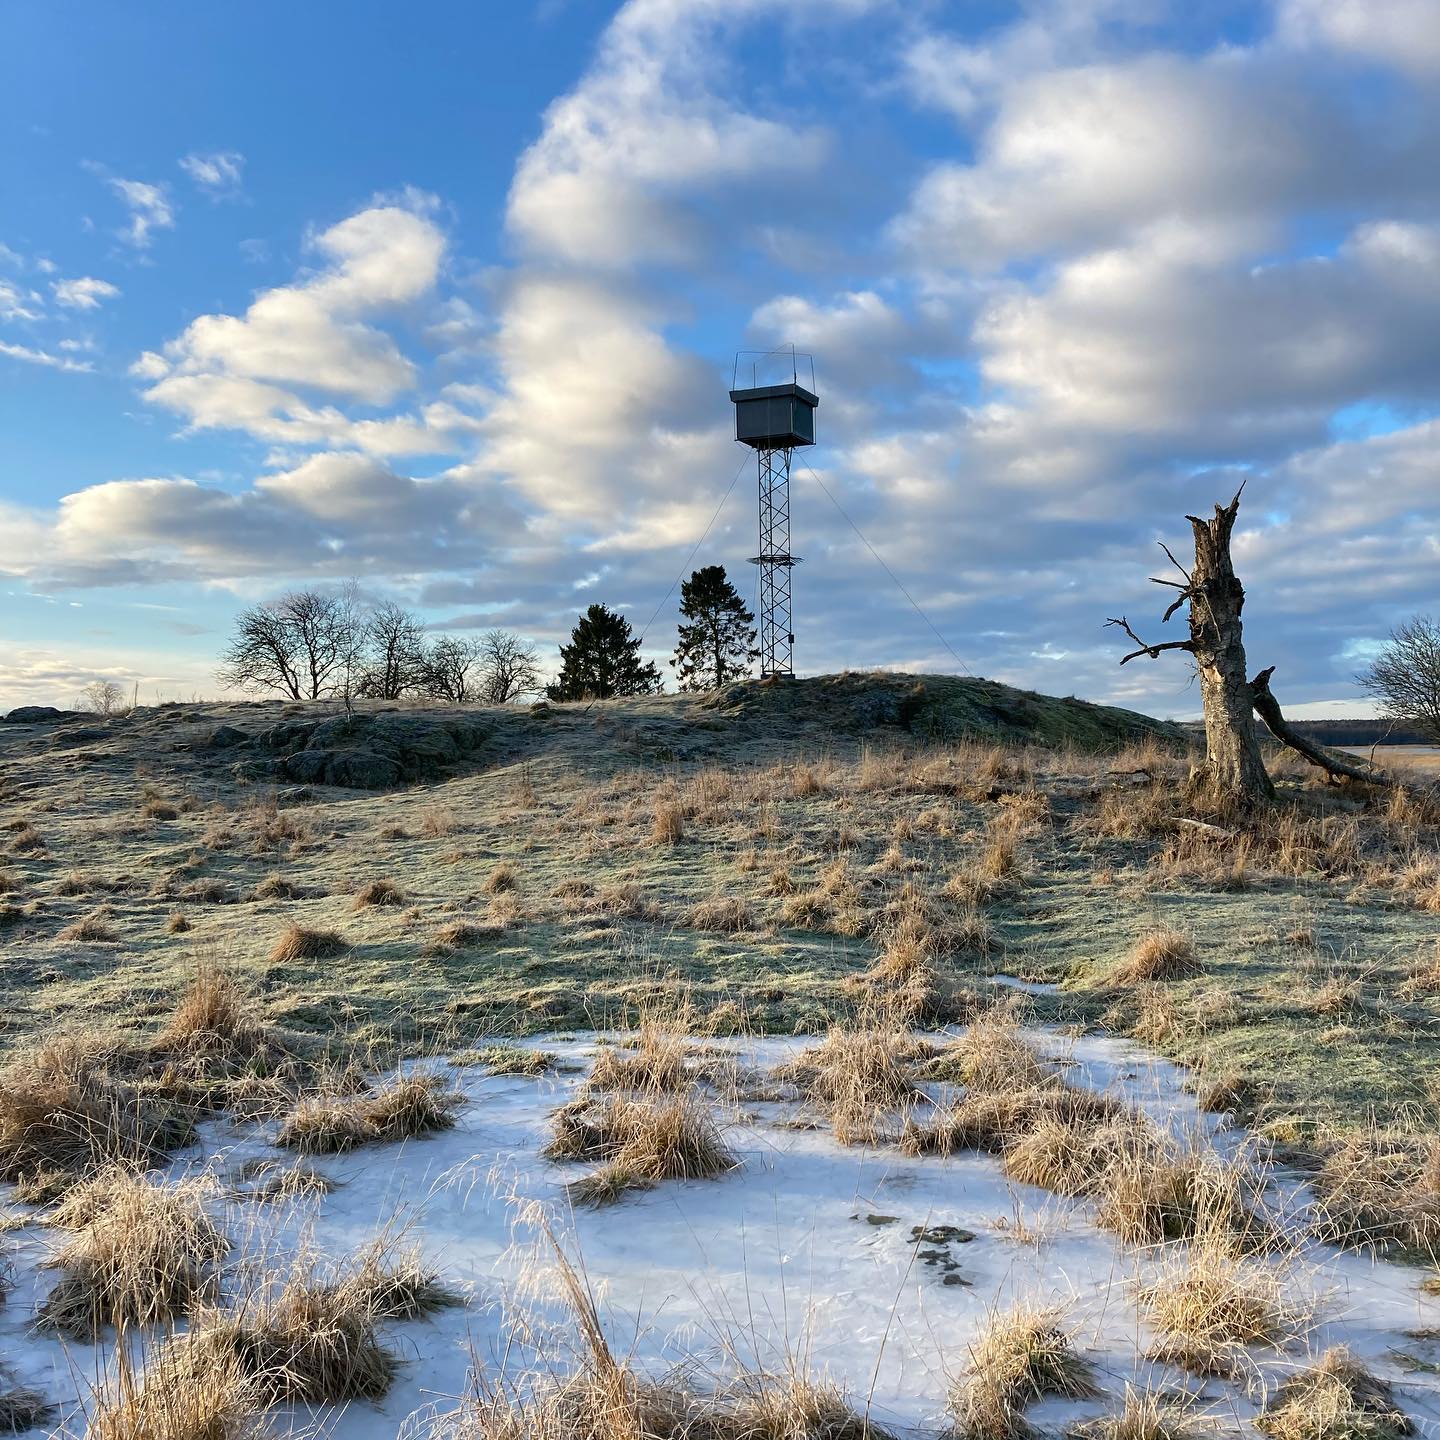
[2,1028,1439,1437]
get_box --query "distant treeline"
[1178,717,1433,746]
[1283,719,1433,747]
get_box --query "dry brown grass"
[37,1171,226,1338]
[233,1157,334,1203]
[685,894,755,933]
[1072,1387,1203,1440]
[422,920,490,954]
[267,923,347,964]
[547,1091,737,1204]
[165,909,191,934]
[57,911,118,943]
[1139,1240,1292,1377]
[483,862,519,894]
[1309,1135,1440,1253]
[1111,926,1201,984]
[1257,1347,1414,1440]
[948,1306,1096,1440]
[0,1381,56,1437]
[418,804,459,838]
[86,1344,264,1440]
[1095,1145,1265,1248]
[775,1025,923,1145]
[353,877,405,908]
[276,1073,463,1154]
[8,823,46,855]
[651,799,685,846]
[0,1034,193,1194]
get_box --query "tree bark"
[1107,488,1274,811]
[1186,496,1275,807]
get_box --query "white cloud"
[1278,0,1440,76]
[890,53,1388,270]
[0,339,93,373]
[0,280,43,321]
[107,177,176,248]
[53,276,120,310]
[507,0,847,266]
[179,150,245,193]
[148,203,445,416]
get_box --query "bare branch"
[1105,616,1197,665]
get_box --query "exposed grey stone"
[3,706,77,724]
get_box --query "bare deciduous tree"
[217,589,362,701]
[477,630,542,703]
[76,679,130,716]
[1357,615,1440,744]
[422,635,484,703]
[358,600,429,700]
[1108,489,1275,810]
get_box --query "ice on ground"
[3,1027,1440,1437]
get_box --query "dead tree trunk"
[1108,489,1275,811]
[1249,667,1395,786]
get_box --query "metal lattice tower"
[753,446,796,678]
[730,351,817,680]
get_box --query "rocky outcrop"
[246,711,491,789]
[3,706,78,724]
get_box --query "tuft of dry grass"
[423,920,489,954]
[483,862,519,895]
[685,894,755,933]
[37,1171,226,1338]
[353,877,405,908]
[276,1073,463,1154]
[165,909,191,934]
[418,805,459,838]
[775,1025,923,1145]
[86,1345,264,1440]
[267,923,347,964]
[57,911,118,944]
[546,1091,736,1204]
[1309,1135,1440,1253]
[1111,926,1202,984]
[948,1306,1097,1440]
[651,800,685,846]
[1096,1146,1265,1248]
[0,1381,56,1437]
[1139,1240,1292,1377]
[1257,1347,1414,1440]
[156,962,269,1060]
[233,1157,334,1203]
[178,1264,399,1405]
[1073,1387,1203,1440]
[0,1034,194,1192]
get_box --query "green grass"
[1,679,1435,1142]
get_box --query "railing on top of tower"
[731,346,816,393]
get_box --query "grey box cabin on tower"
[728,382,818,449]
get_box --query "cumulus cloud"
[53,276,120,310]
[1278,0,1440,76]
[507,0,843,267]
[179,150,245,193]
[150,204,442,404]
[0,449,522,590]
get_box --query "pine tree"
[547,604,662,701]
[670,565,757,691]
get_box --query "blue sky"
[2,0,1438,716]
